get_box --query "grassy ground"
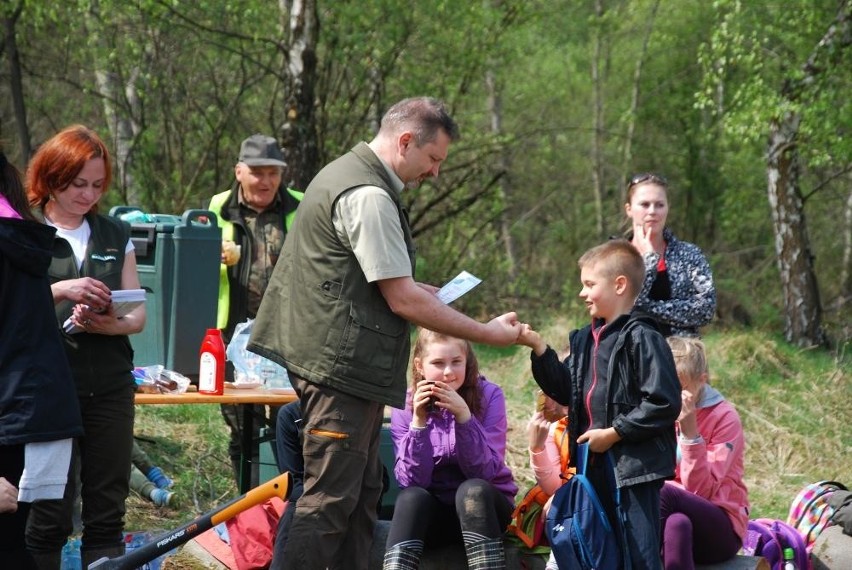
[130,325,850,568]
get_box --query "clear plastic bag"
[226,319,291,391]
[133,365,191,394]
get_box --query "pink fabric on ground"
[193,528,238,569]
[225,497,286,570]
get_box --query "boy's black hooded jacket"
[530,311,681,488]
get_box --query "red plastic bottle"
[198,328,225,395]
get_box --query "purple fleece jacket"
[390,376,518,505]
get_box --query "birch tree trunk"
[278,0,320,190]
[619,0,660,203]
[590,0,605,240]
[766,112,825,347]
[841,184,852,304]
[486,67,516,279]
[87,0,142,204]
[95,68,142,204]
[767,3,849,347]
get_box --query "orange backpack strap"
[507,485,550,548]
[552,417,575,482]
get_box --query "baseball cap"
[238,134,287,167]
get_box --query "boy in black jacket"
[517,240,681,569]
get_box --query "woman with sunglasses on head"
[25,125,145,569]
[625,173,716,337]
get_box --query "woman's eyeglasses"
[627,173,668,189]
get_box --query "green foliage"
[697,0,850,161]
[0,0,848,343]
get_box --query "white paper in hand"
[436,271,482,304]
[62,289,146,333]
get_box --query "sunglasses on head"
[628,173,668,189]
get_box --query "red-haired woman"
[25,125,145,569]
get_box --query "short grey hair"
[379,97,460,145]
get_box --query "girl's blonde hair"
[410,328,482,418]
[666,336,709,383]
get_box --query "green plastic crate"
[110,207,221,376]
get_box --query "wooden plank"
[134,386,295,405]
[371,521,770,569]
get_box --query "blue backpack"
[545,443,630,570]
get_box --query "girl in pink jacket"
[661,336,749,569]
[526,393,570,570]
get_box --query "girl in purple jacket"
[383,328,517,570]
[661,336,749,569]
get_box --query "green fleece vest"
[248,143,415,408]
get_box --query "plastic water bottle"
[198,328,225,395]
[783,547,798,570]
[60,537,81,570]
[124,532,161,570]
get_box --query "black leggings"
[0,444,35,568]
[386,479,513,548]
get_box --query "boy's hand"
[578,427,621,453]
[517,323,547,355]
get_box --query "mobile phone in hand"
[426,381,437,412]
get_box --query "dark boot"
[464,538,506,570]
[382,541,422,570]
[29,550,60,570]
[81,544,125,570]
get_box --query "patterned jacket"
[634,227,716,337]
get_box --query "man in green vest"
[207,134,303,488]
[249,98,520,570]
